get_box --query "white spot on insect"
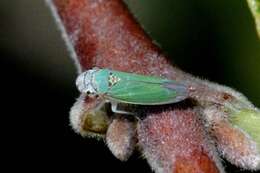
[76,69,98,94]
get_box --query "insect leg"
[94,99,106,111]
[111,102,135,115]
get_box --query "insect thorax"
[108,72,121,87]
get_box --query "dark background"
[1,0,260,172]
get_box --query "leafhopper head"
[76,69,97,95]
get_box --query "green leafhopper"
[76,68,188,114]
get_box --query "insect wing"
[105,80,188,105]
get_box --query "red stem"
[48,0,223,172]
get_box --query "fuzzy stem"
[45,0,222,172]
[45,0,260,172]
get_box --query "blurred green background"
[1,0,259,172]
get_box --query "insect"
[76,68,188,114]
